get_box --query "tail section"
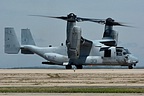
[5,27,20,54]
[21,29,35,45]
[21,29,35,54]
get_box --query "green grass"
[0,87,144,93]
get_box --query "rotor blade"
[29,15,105,23]
[29,15,132,27]
[111,21,133,27]
[77,17,132,27]
[29,15,68,21]
[77,17,105,24]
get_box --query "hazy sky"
[0,0,144,68]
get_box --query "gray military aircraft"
[4,13,138,69]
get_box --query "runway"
[0,69,143,96]
[0,69,143,73]
[0,69,143,87]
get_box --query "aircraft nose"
[128,55,139,64]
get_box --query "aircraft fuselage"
[21,40,138,69]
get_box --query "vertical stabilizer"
[21,29,35,54]
[21,29,35,45]
[5,27,20,54]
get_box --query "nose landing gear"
[128,65,133,69]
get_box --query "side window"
[104,50,111,57]
[116,49,122,56]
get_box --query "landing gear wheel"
[66,65,72,69]
[128,66,133,69]
[76,65,83,69]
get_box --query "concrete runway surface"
[0,93,144,96]
[0,69,144,87]
[0,69,143,73]
[0,69,144,96]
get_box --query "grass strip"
[0,87,144,93]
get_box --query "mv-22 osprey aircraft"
[5,13,138,69]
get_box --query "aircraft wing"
[81,37,93,47]
[99,39,117,46]
[80,37,93,57]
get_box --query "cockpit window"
[116,49,122,56]
[124,49,131,54]
[116,48,131,56]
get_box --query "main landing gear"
[65,65,83,69]
[128,65,133,69]
[66,65,72,69]
[76,65,83,69]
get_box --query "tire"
[128,66,133,69]
[66,65,72,69]
[76,65,83,69]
